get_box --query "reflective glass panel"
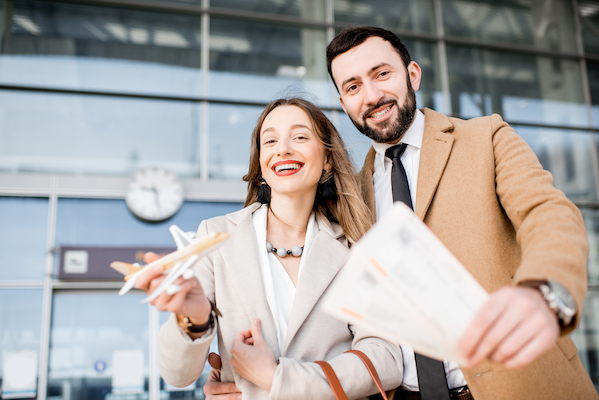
[443,0,577,52]
[157,311,219,398]
[47,291,149,400]
[208,103,263,180]
[0,197,48,280]
[586,62,599,128]
[583,209,599,286]
[515,127,598,203]
[55,199,242,248]
[579,1,599,55]
[333,0,434,33]
[1,0,202,97]
[0,289,43,397]
[211,0,325,20]
[447,45,588,128]
[209,18,332,105]
[571,290,599,390]
[0,90,201,177]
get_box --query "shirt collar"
[372,109,425,171]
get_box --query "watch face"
[125,167,184,222]
[549,281,576,312]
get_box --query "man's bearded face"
[348,73,417,143]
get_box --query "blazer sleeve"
[157,219,218,387]
[269,328,403,400]
[491,114,589,333]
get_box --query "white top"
[252,204,319,354]
[372,110,467,391]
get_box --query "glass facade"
[1,0,599,398]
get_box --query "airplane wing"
[115,231,229,296]
[169,225,195,251]
[141,254,200,303]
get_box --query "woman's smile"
[272,160,305,176]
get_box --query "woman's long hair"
[243,98,373,244]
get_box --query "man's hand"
[134,252,212,329]
[230,319,278,391]
[204,353,242,400]
[458,286,559,370]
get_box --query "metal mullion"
[37,174,58,400]
[434,0,451,115]
[201,0,209,181]
[148,305,160,400]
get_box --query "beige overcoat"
[359,108,597,400]
[157,203,403,399]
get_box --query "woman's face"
[259,105,329,200]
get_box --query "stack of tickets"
[322,202,489,363]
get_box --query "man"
[325,26,596,400]
[204,26,596,400]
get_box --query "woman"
[136,98,402,399]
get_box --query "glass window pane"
[0,197,48,280]
[47,291,149,400]
[1,0,202,97]
[211,0,325,21]
[209,19,332,105]
[443,0,577,52]
[55,199,243,248]
[328,110,372,169]
[515,127,598,203]
[0,289,43,396]
[447,45,588,128]
[208,104,263,180]
[0,90,201,177]
[570,290,599,390]
[579,1,599,55]
[587,62,599,128]
[333,0,434,33]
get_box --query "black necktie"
[385,144,451,400]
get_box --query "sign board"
[58,246,175,280]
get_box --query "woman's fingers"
[144,252,162,264]
[134,264,165,292]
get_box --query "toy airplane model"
[111,225,229,303]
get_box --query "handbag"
[315,349,395,400]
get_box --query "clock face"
[125,167,184,222]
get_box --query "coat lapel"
[219,204,281,357]
[282,216,348,354]
[415,109,455,220]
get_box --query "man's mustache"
[362,99,398,121]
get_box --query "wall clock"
[125,167,184,222]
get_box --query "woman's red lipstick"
[272,160,304,176]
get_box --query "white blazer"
[158,203,403,399]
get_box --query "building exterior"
[1,0,599,398]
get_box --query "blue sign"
[94,360,107,373]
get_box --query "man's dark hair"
[326,26,411,90]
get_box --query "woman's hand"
[135,252,212,330]
[230,319,278,391]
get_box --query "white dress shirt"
[252,204,318,354]
[372,110,467,391]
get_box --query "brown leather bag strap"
[315,360,349,400]
[345,350,389,400]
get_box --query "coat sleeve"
[491,114,589,333]
[157,220,218,387]
[269,328,403,400]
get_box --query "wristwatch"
[178,311,214,334]
[177,301,222,335]
[536,280,577,328]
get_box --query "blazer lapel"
[219,204,281,357]
[415,108,455,220]
[282,217,348,354]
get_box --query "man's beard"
[348,81,417,144]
